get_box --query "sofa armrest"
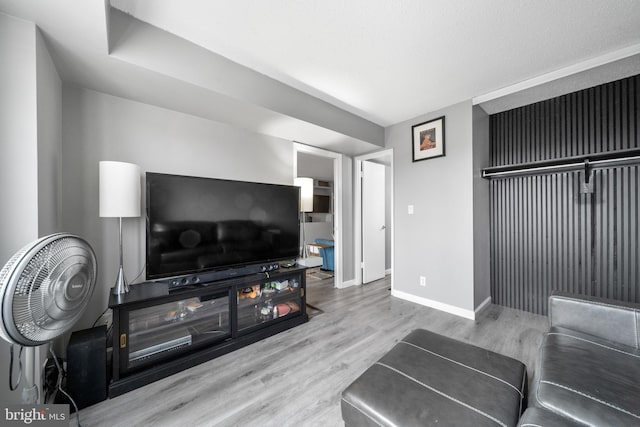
[549,291,640,349]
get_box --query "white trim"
[354,158,363,286]
[472,43,640,105]
[385,268,392,276]
[354,149,394,290]
[294,143,344,288]
[337,278,356,289]
[391,289,476,320]
[475,296,492,316]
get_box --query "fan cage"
[1,234,97,346]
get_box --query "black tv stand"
[108,265,308,397]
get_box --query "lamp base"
[112,265,129,295]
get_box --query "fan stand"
[22,346,43,403]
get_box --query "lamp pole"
[113,216,128,295]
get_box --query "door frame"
[355,149,394,288]
[293,143,345,288]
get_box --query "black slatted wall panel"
[489,74,640,315]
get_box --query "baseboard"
[391,289,476,320]
[474,296,492,316]
[336,278,356,289]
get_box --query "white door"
[362,161,386,283]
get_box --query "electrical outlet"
[408,205,414,215]
[419,276,426,287]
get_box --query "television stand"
[108,266,308,397]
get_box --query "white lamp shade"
[99,161,141,217]
[294,177,314,212]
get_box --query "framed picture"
[411,116,445,162]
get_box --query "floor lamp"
[294,177,314,258]
[99,161,141,295]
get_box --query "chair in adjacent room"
[314,238,334,271]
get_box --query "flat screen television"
[146,172,300,280]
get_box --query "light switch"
[408,205,414,215]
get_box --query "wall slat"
[489,74,640,315]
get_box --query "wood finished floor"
[75,275,548,427]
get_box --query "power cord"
[49,347,82,427]
[130,263,145,285]
[92,307,110,328]
[91,263,145,329]
[42,356,59,403]
[8,344,23,391]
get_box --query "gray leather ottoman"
[341,329,527,427]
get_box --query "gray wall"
[0,14,62,405]
[297,151,334,182]
[0,11,39,407]
[62,86,296,330]
[472,106,491,308]
[0,13,38,263]
[386,101,476,314]
[36,29,63,236]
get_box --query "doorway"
[293,143,344,288]
[355,149,393,288]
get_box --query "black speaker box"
[66,325,107,410]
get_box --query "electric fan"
[0,233,97,402]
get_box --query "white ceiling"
[2,0,640,154]
[110,0,640,126]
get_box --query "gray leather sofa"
[521,291,640,426]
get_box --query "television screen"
[146,173,300,280]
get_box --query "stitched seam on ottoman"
[547,332,640,359]
[377,362,507,427]
[341,398,384,427]
[399,340,524,398]
[540,380,640,419]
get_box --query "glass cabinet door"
[126,290,230,369]
[236,276,302,332]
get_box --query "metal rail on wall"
[481,148,640,185]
